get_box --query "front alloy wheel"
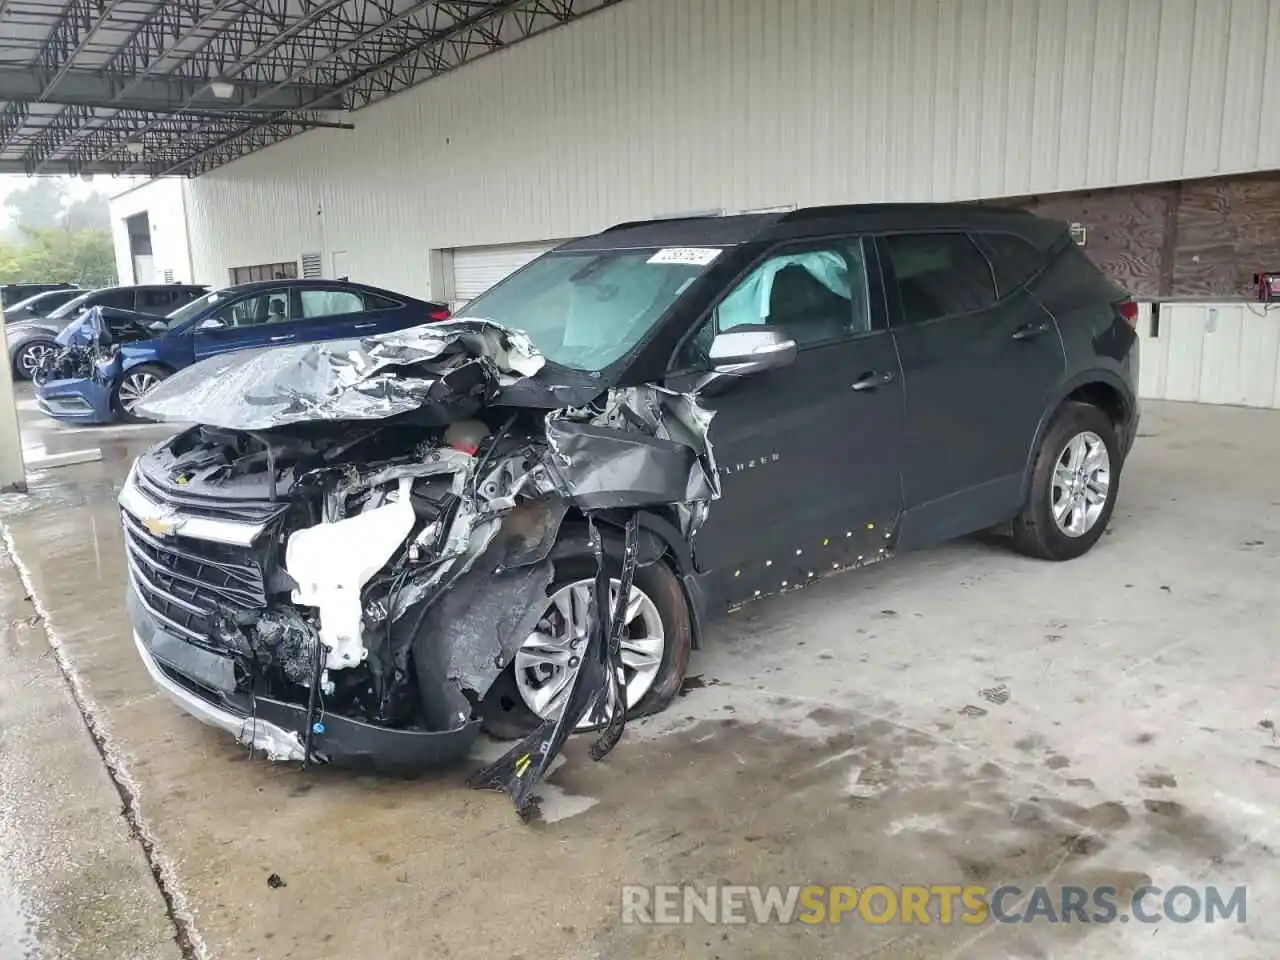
[513,577,666,727]
[116,370,162,413]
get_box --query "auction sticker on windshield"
[647,247,722,266]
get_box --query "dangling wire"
[301,637,328,769]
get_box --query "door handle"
[1012,320,1051,340]
[353,322,376,329]
[268,335,294,342]
[851,370,895,391]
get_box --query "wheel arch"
[551,506,708,648]
[10,334,60,374]
[1020,372,1135,502]
[118,355,177,377]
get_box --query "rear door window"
[299,289,365,319]
[97,288,137,310]
[139,288,178,311]
[881,233,997,325]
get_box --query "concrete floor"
[2,385,1278,960]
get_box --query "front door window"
[211,289,292,328]
[675,242,873,371]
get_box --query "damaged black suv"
[120,204,1139,816]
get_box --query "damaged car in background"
[119,204,1141,820]
[35,279,449,424]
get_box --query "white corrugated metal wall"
[181,0,1280,300]
[108,178,194,285]
[1138,303,1280,408]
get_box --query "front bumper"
[121,462,483,770]
[36,376,115,424]
[130,584,483,769]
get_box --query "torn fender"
[387,499,569,731]
[543,385,720,516]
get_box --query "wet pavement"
[2,385,1279,959]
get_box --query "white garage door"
[450,241,559,307]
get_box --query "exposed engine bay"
[121,320,719,820]
[34,305,166,383]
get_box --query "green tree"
[62,192,111,232]
[4,180,68,233]
[0,227,117,288]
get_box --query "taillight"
[428,307,451,322]
[1116,299,1139,329]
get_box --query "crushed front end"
[119,321,718,818]
[36,306,155,423]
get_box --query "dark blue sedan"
[36,279,450,424]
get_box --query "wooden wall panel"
[992,173,1280,299]
[1173,177,1280,297]
[993,185,1172,297]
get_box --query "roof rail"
[601,208,726,232]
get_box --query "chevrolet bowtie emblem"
[142,508,184,538]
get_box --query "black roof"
[558,202,1065,253]
[220,279,359,294]
[215,278,427,301]
[78,283,208,293]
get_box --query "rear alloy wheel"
[1011,401,1120,561]
[14,340,57,381]
[113,364,170,423]
[1050,430,1111,537]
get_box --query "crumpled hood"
[55,305,162,348]
[55,306,106,347]
[136,319,610,429]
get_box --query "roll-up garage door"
[450,241,560,307]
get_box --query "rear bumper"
[128,583,482,770]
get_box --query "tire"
[112,364,170,423]
[1011,401,1120,561]
[13,339,58,381]
[479,544,693,740]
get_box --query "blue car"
[35,279,450,424]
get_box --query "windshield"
[165,289,226,328]
[453,248,719,371]
[46,291,94,321]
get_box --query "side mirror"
[199,317,226,331]
[707,326,797,377]
[147,321,168,333]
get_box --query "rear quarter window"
[363,292,402,310]
[977,233,1048,297]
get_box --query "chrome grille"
[122,507,267,643]
[133,466,287,524]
